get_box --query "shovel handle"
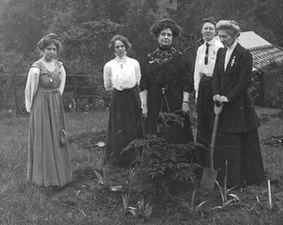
[214,101,224,115]
[209,103,223,170]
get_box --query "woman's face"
[158,28,173,48]
[218,29,236,47]
[201,22,216,42]
[114,40,126,57]
[43,43,57,61]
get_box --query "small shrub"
[123,134,197,194]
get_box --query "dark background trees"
[0,0,282,73]
[0,0,282,109]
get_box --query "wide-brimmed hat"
[150,19,182,38]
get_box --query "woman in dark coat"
[103,35,143,166]
[212,20,265,187]
[140,19,194,143]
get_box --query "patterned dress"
[25,59,72,187]
[141,46,194,143]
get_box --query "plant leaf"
[93,169,104,185]
[144,205,153,218]
[228,193,239,202]
[126,207,138,217]
[215,180,225,203]
[195,201,206,213]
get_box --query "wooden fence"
[0,73,105,115]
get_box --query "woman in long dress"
[140,19,194,143]
[25,33,72,187]
[212,20,265,187]
[103,34,143,166]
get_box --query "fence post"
[74,76,78,112]
[13,74,20,116]
[91,74,96,111]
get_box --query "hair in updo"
[150,19,182,38]
[216,20,241,38]
[37,33,62,51]
[108,34,132,52]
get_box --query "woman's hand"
[182,101,190,115]
[213,94,221,102]
[219,95,229,103]
[140,90,148,118]
[142,106,148,118]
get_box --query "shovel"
[200,102,223,189]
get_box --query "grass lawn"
[0,107,282,225]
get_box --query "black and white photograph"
[0,0,282,224]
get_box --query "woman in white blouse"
[25,33,72,187]
[103,34,143,166]
[194,17,223,168]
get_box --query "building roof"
[238,31,283,70]
[238,31,271,49]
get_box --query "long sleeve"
[25,67,40,113]
[59,65,66,95]
[212,49,222,97]
[226,49,253,102]
[135,61,141,85]
[194,47,201,98]
[103,63,113,91]
[180,53,194,94]
[140,55,150,91]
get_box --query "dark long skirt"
[105,87,143,166]
[145,85,194,143]
[196,76,214,166]
[213,129,265,187]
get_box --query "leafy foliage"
[123,133,197,194]
[263,66,283,108]
[0,0,282,112]
[61,19,123,74]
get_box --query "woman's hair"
[150,19,182,38]
[108,34,132,52]
[216,20,241,38]
[37,33,62,51]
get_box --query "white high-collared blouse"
[194,37,223,98]
[103,56,141,91]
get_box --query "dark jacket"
[212,43,259,133]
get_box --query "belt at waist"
[201,75,212,81]
[38,88,60,93]
[114,86,138,92]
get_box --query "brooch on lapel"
[230,56,236,67]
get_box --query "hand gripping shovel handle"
[209,102,223,170]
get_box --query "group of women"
[25,18,265,189]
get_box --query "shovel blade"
[200,168,218,190]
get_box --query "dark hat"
[202,17,217,26]
[150,19,182,38]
